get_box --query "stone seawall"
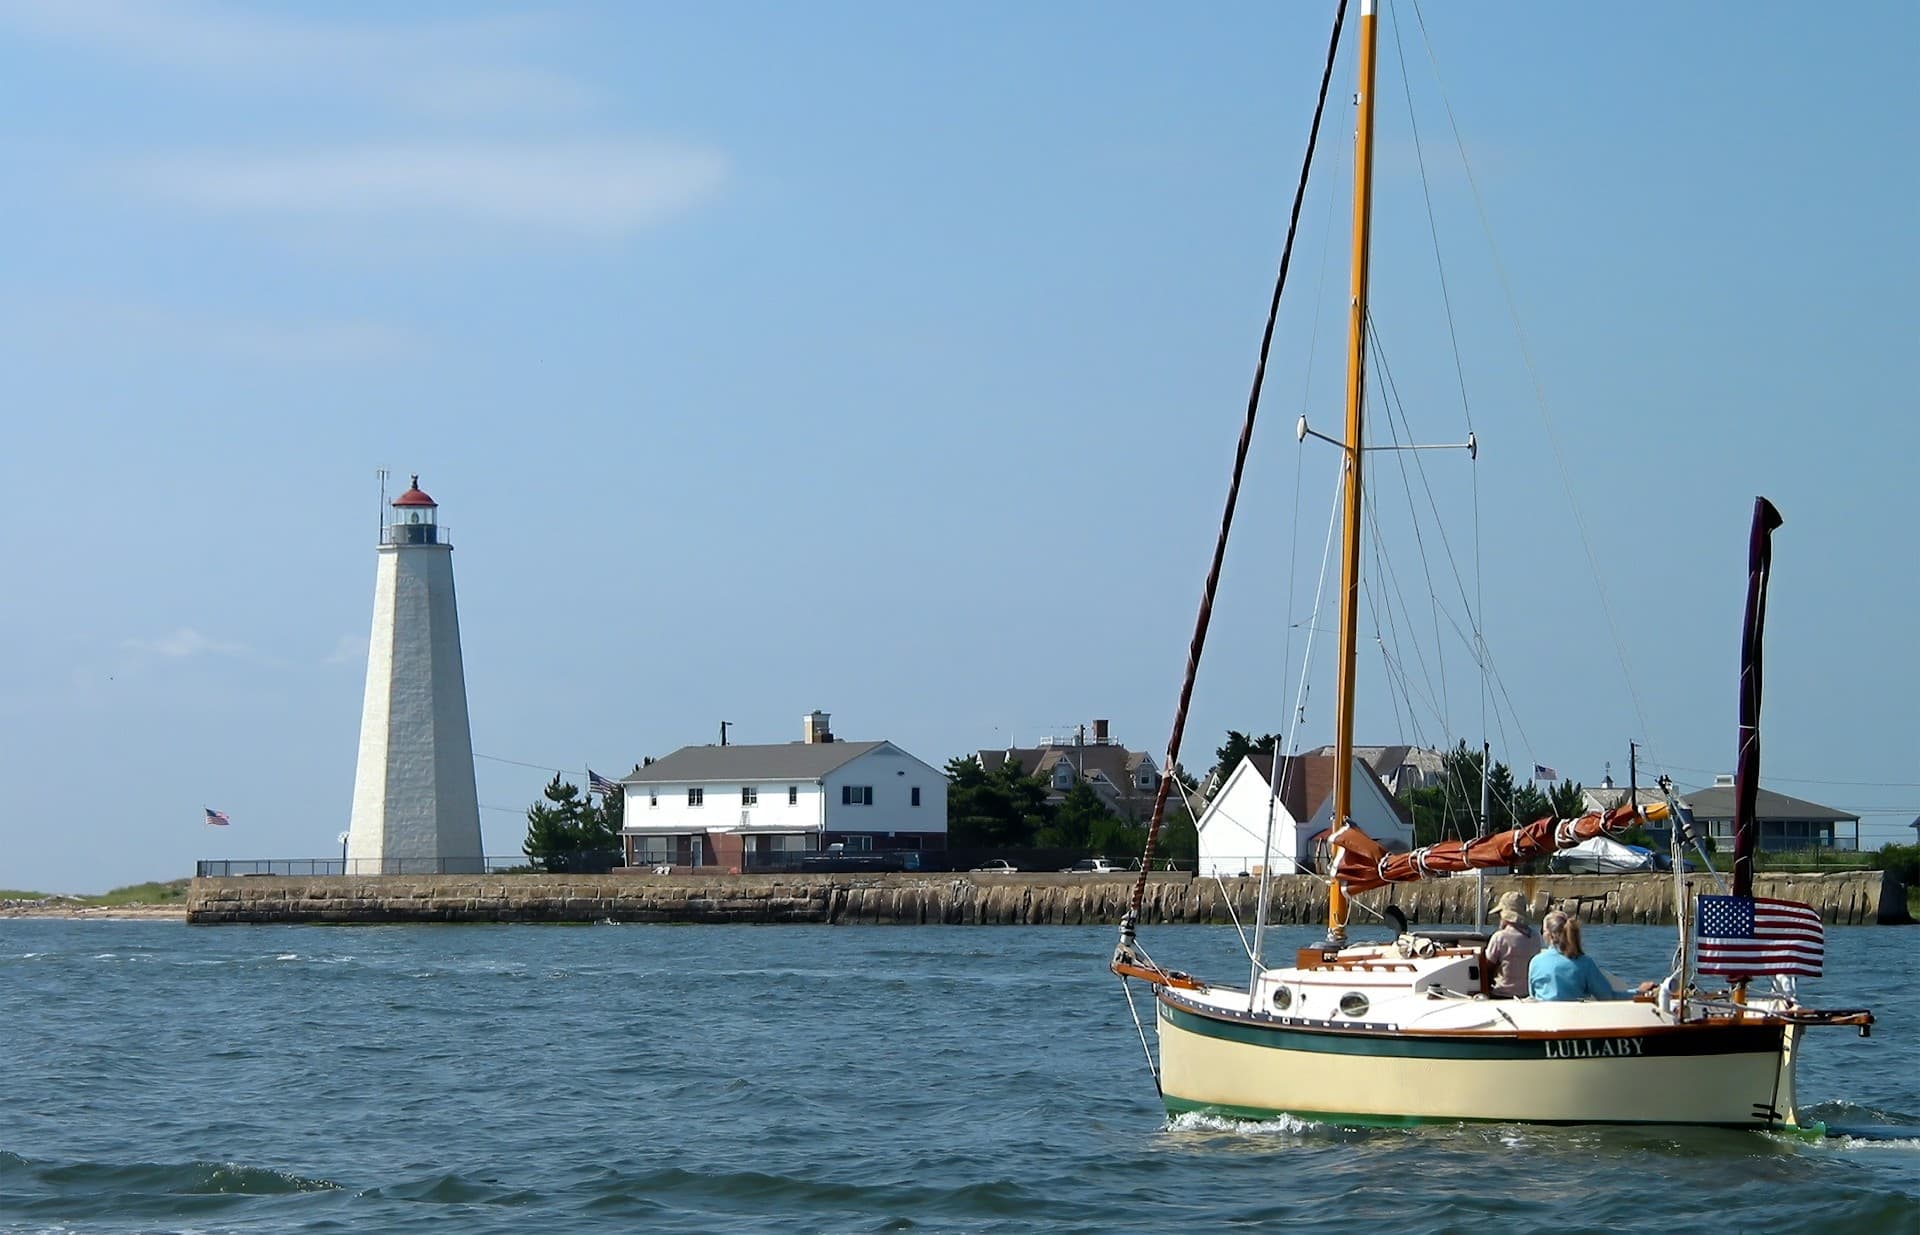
[187,869,1907,926]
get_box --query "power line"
[1664,763,1920,791]
[475,752,579,775]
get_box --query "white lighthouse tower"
[346,475,484,874]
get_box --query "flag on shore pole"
[1532,764,1558,782]
[587,769,617,797]
[1696,894,1824,978]
[204,807,230,826]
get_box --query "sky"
[1,1,1915,893]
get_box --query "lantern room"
[388,474,441,545]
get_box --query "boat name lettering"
[1542,1037,1646,1060]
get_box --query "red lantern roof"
[392,475,437,508]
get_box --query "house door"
[691,837,704,868]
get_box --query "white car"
[970,859,1019,874]
[1060,858,1123,874]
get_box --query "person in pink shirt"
[1484,891,1541,998]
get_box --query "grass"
[0,879,190,906]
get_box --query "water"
[1,920,1914,1234]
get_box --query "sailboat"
[1109,0,1872,1129]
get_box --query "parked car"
[1060,858,1123,875]
[970,859,1019,873]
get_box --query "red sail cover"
[1331,802,1668,894]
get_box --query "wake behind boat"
[1109,0,1872,1131]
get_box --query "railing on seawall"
[195,857,534,877]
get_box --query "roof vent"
[1714,773,1735,787]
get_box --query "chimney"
[1093,718,1110,745]
[804,710,833,744]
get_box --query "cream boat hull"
[1157,990,1800,1127]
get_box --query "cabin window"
[1337,992,1370,1018]
[687,788,704,807]
[1271,987,1293,1011]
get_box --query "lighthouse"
[345,475,484,874]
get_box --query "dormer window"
[1052,762,1073,790]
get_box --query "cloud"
[130,142,729,235]
[125,627,250,659]
[0,0,593,116]
[325,634,369,667]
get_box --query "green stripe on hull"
[1161,1094,1789,1130]
[1160,999,1783,1062]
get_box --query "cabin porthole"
[1271,987,1293,1011]
[1338,992,1370,1018]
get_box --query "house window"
[841,785,873,806]
[1052,763,1073,790]
[788,786,798,805]
[911,787,921,807]
[688,788,704,807]
[742,786,758,806]
[649,789,658,808]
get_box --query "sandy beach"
[0,902,187,920]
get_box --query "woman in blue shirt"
[1528,911,1656,1000]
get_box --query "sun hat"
[1495,891,1530,925]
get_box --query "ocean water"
[1,919,1914,1235]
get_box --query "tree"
[1210,730,1280,786]
[523,775,620,872]
[946,755,1055,848]
[1401,744,1583,845]
[1039,780,1117,850]
[1405,741,1485,846]
[1547,778,1587,821]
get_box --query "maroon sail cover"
[1331,802,1665,894]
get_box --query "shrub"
[1871,842,1919,888]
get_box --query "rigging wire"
[1366,314,1543,777]
[1126,0,1352,918]
[1385,0,1490,793]
[1406,0,1664,777]
[1365,325,1454,734]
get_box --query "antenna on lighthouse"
[377,468,389,541]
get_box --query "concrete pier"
[186,869,1906,926]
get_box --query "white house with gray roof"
[618,711,947,871]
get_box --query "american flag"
[1533,763,1558,782]
[587,769,618,797]
[1696,894,1824,978]
[204,807,230,827]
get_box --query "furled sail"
[1330,800,1670,895]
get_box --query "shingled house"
[974,719,1162,823]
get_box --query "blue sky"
[1,1,1915,892]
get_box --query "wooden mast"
[1328,0,1379,942]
